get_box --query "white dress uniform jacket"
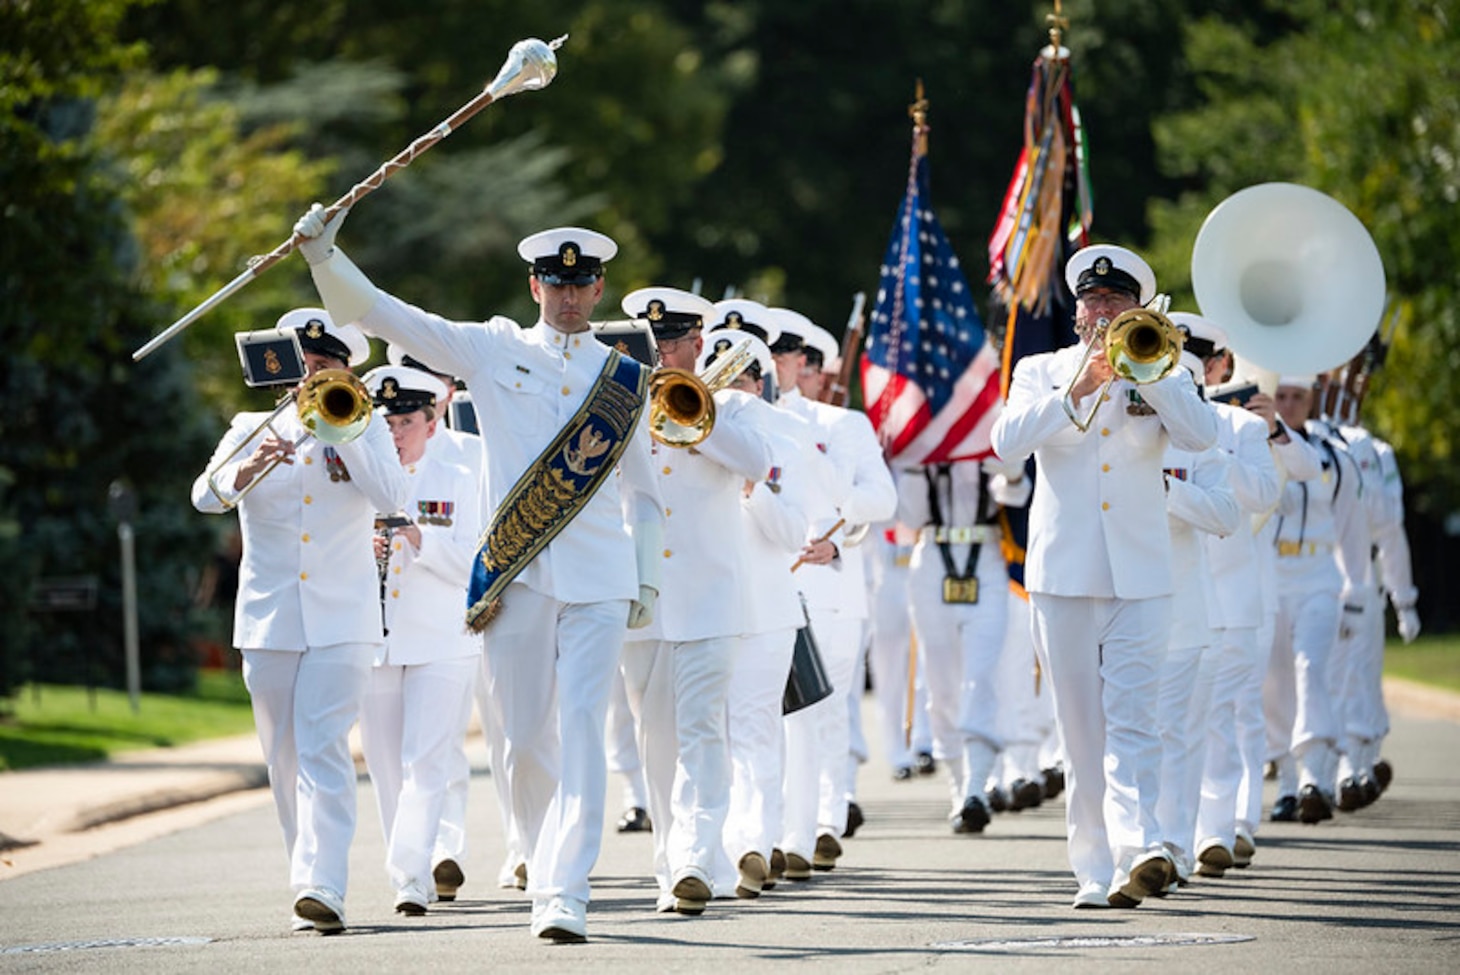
[633,389,773,643]
[192,410,410,649]
[358,295,663,603]
[1202,404,1282,629]
[991,344,1218,597]
[379,455,482,665]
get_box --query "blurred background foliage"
[3,0,1457,699]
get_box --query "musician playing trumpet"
[191,309,408,934]
[990,245,1217,910]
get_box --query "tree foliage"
[1,0,222,694]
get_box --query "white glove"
[981,454,1024,482]
[293,202,350,265]
[627,585,657,629]
[1397,605,1421,644]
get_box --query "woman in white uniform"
[358,364,483,916]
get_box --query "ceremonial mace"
[133,35,566,361]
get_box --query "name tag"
[942,576,979,604]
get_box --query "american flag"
[862,149,1001,464]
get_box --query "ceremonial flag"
[986,27,1093,594]
[987,42,1091,394]
[862,96,1002,465]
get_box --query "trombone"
[206,369,374,507]
[648,333,759,448]
[1061,295,1184,432]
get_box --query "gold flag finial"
[909,79,929,157]
[1046,0,1070,56]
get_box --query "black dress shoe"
[1271,794,1298,822]
[616,806,652,833]
[1009,778,1044,811]
[1359,774,1381,806]
[952,797,990,834]
[892,766,913,782]
[1373,758,1393,792]
[1297,784,1333,824]
[1337,776,1364,812]
[843,801,865,838]
[1041,766,1065,800]
[915,751,937,776]
[986,786,1009,813]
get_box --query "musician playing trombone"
[191,309,409,934]
[990,245,1218,910]
[615,287,774,915]
[292,206,663,944]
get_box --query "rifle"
[1336,299,1399,425]
[823,292,866,407]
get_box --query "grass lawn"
[0,669,255,772]
[1384,632,1460,694]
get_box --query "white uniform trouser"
[606,670,650,810]
[466,653,526,886]
[846,632,869,801]
[242,643,373,899]
[868,565,917,774]
[431,656,484,872]
[907,566,1008,811]
[1154,639,1214,875]
[995,593,1046,789]
[782,613,863,858]
[1262,609,1300,797]
[481,583,627,906]
[621,635,735,898]
[718,627,796,893]
[1197,625,1257,850]
[361,655,478,893]
[1332,586,1385,781]
[1273,585,1341,789]
[1237,610,1276,833]
[1029,593,1169,891]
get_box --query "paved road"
[2,693,1457,973]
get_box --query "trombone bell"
[647,332,760,448]
[300,369,373,444]
[206,368,374,507]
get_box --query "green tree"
[0,0,221,694]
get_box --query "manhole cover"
[2,936,213,955]
[933,932,1256,951]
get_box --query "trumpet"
[1060,296,1184,432]
[206,369,374,507]
[649,333,758,448]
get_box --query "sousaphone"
[1191,182,1385,380]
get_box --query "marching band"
[187,192,1420,937]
